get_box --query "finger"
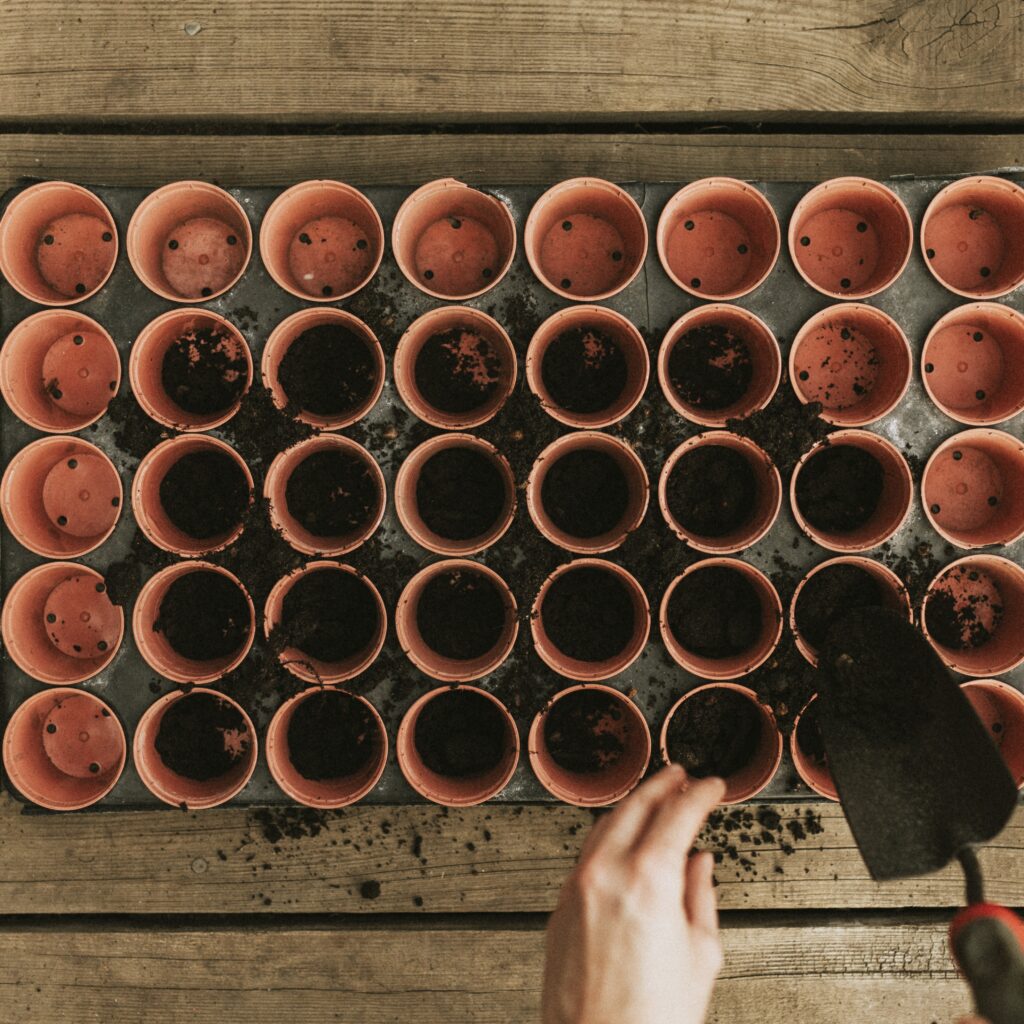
[684,850,719,935]
[632,775,726,865]
[576,809,614,866]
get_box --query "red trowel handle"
[950,904,1024,1024]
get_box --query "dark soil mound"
[155,691,250,781]
[159,449,250,540]
[161,325,248,416]
[925,575,1001,650]
[796,700,827,767]
[794,445,883,533]
[277,323,378,417]
[287,690,381,780]
[666,445,756,537]
[415,446,507,541]
[794,563,886,650]
[414,327,502,415]
[667,565,762,659]
[666,687,762,778]
[541,565,635,662]
[668,323,752,410]
[543,689,626,774]
[413,688,508,778]
[540,448,630,539]
[285,448,380,538]
[154,569,251,660]
[540,326,627,414]
[416,568,506,660]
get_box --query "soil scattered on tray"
[540,447,630,539]
[223,383,314,470]
[154,568,252,660]
[666,687,762,778]
[924,567,1001,650]
[277,323,378,417]
[287,690,382,781]
[540,326,628,414]
[155,691,251,781]
[415,445,507,541]
[668,323,751,411]
[795,699,827,767]
[540,565,635,662]
[543,689,627,773]
[728,386,828,476]
[794,444,883,533]
[284,448,381,539]
[414,327,502,415]
[413,688,508,778]
[415,567,507,660]
[665,444,756,538]
[666,564,762,659]
[161,324,249,417]
[159,448,251,540]
[793,563,888,651]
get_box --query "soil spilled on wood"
[416,567,506,660]
[159,448,251,540]
[414,327,502,415]
[540,326,627,414]
[284,448,381,538]
[155,691,250,781]
[793,563,886,651]
[666,687,762,778]
[413,688,508,777]
[161,324,249,417]
[665,444,756,537]
[794,444,883,533]
[540,447,629,539]
[543,689,626,773]
[153,569,252,660]
[541,565,635,662]
[277,323,378,417]
[415,445,506,541]
[287,690,381,780]
[667,565,762,659]
[668,323,751,411]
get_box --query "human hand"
[542,764,727,1024]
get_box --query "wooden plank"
[0,918,970,1023]
[1,2,1022,124]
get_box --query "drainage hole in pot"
[33,213,115,299]
[666,688,761,778]
[414,327,503,416]
[540,325,627,416]
[542,566,635,663]
[154,691,251,782]
[159,449,250,542]
[285,448,379,539]
[544,690,626,773]
[287,690,381,781]
[541,448,630,541]
[415,446,507,543]
[161,324,249,418]
[668,322,752,412]
[153,570,251,662]
[416,568,506,661]
[667,565,761,660]
[414,689,507,778]
[794,445,883,535]
[794,564,886,651]
[665,445,756,539]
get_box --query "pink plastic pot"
[961,680,1024,788]
[922,429,1024,548]
[789,694,838,801]
[2,688,125,810]
[921,176,1024,299]
[126,181,252,302]
[790,304,912,426]
[392,178,515,300]
[529,684,651,807]
[524,178,647,301]
[0,311,120,432]
[393,306,517,429]
[1,436,122,558]
[922,303,1024,426]
[259,180,384,301]
[129,308,253,431]
[657,177,780,300]
[0,182,117,305]
[658,432,781,554]
[788,177,912,299]
[658,304,781,427]
[266,688,388,808]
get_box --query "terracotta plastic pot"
[133,688,257,809]
[922,429,1024,548]
[527,432,649,554]
[0,182,118,306]
[531,559,650,681]
[656,177,780,300]
[393,306,517,429]
[0,436,122,558]
[922,303,1024,426]
[391,178,515,300]
[126,181,252,302]
[660,559,783,680]
[922,555,1024,677]
[789,555,911,666]
[259,180,384,301]
[0,311,120,432]
[132,435,253,556]
[263,561,386,684]
[660,682,782,803]
[266,687,388,807]
[129,308,253,431]
[525,178,647,301]
[133,562,255,684]
[2,688,125,810]
[921,176,1024,299]
[790,304,912,426]
[525,305,649,428]
[397,685,519,806]
[788,177,913,299]
[394,433,516,556]
[658,432,781,554]
[658,304,781,427]
[961,680,1024,788]
[789,694,838,801]
[261,306,384,430]
[790,430,913,552]
[529,683,651,807]
[265,434,385,557]
[1,562,123,685]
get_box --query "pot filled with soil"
[0,310,120,432]
[129,308,253,431]
[524,178,647,301]
[661,682,782,803]
[790,555,910,666]
[922,554,1024,677]
[790,304,912,427]
[397,684,519,806]
[526,305,649,429]
[132,435,253,556]
[528,684,651,806]
[0,181,118,306]
[134,688,256,809]
[262,307,385,430]
[531,559,650,681]
[790,694,838,801]
[133,562,254,684]
[394,306,517,430]
[265,434,385,556]
[395,433,516,556]
[922,429,1024,548]
[791,430,912,552]
[961,679,1024,788]
[658,303,780,427]
[1,436,122,558]
[267,687,388,808]
[527,432,649,554]
[1,562,123,685]
[2,688,125,811]
[391,178,516,300]
[922,302,1024,426]
[656,177,780,300]
[259,179,384,301]
[396,560,518,682]
[788,177,912,299]
[660,558,782,680]
[264,561,386,684]
[658,431,781,554]
[921,176,1024,299]
[126,180,252,302]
